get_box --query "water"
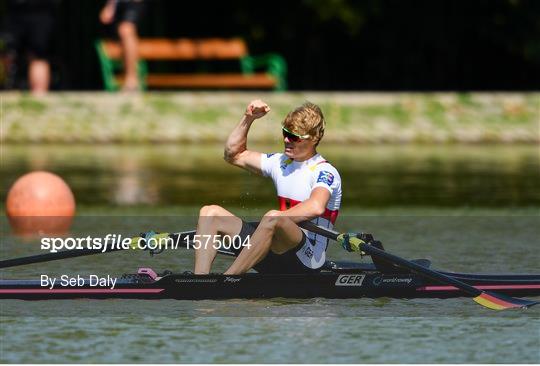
[1,144,539,363]
[1,316,539,363]
[1,144,539,207]
[1,211,539,363]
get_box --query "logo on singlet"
[317,171,334,186]
[280,158,293,170]
[302,245,314,259]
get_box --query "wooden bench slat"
[102,38,248,60]
[116,73,277,89]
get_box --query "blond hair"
[282,102,325,145]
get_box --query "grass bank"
[1,92,538,143]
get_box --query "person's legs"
[194,205,243,274]
[224,210,304,275]
[28,59,50,95]
[117,21,139,91]
[26,12,54,95]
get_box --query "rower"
[192,99,342,275]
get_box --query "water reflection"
[1,144,538,207]
[112,155,159,205]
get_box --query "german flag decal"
[473,292,536,310]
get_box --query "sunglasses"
[282,126,310,142]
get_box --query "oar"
[0,229,200,269]
[300,221,538,310]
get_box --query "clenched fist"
[245,100,270,119]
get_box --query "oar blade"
[473,291,539,310]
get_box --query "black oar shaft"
[0,247,121,269]
[300,221,480,296]
[360,244,481,297]
[299,221,339,240]
[300,220,540,309]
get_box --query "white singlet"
[260,152,342,269]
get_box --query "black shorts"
[232,221,320,274]
[7,12,55,59]
[114,0,145,25]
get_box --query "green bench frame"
[95,39,287,91]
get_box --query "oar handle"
[299,221,370,253]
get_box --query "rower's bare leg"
[224,210,303,275]
[194,205,242,274]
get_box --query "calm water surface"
[1,144,539,207]
[1,144,539,363]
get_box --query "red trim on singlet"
[278,196,301,210]
[277,196,339,224]
[323,208,339,224]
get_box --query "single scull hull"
[1,267,539,300]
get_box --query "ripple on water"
[1,311,539,363]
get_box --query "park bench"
[95,38,287,91]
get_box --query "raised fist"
[245,99,270,119]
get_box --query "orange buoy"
[6,171,76,237]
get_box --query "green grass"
[2,92,538,143]
[14,97,47,113]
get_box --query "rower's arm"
[280,188,331,222]
[224,100,270,175]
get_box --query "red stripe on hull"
[418,284,540,291]
[0,288,164,294]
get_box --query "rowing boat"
[1,224,539,309]
[2,260,540,300]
